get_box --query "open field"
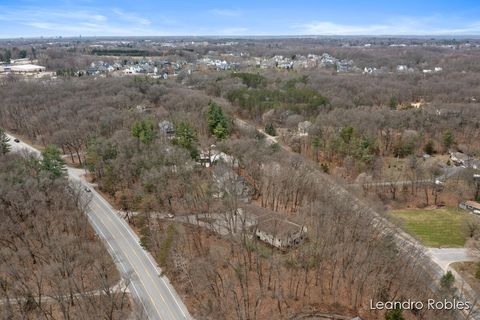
[389,207,471,247]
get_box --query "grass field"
[389,207,471,247]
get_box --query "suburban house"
[212,164,252,202]
[198,147,238,168]
[459,200,480,215]
[240,205,307,249]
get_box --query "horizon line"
[2,34,480,41]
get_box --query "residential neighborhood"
[2,2,480,319]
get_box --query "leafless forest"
[1,37,480,319]
[0,153,136,319]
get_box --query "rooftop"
[240,204,305,238]
[464,201,480,210]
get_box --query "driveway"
[427,247,477,271]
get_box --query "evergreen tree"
[389,96,398,110]
[443,129,454,151]
[340,126,354,144]
[0,128,10,155]
[311,136,320,161]
[207,101,230,140]
[423,140,435,155]
[265,123,276,136]
[131,119,156,146]
[385,308,404,320]
[440,271,455,292]
[174,121,198,159]
[41,145,66,177]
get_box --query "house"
[298,121,313,136]
[212,165,252,202]
[450,151,472,167]
[363,67,378,74]
[459,201,480,215]
[198,149,238,168]
[471,160,480,170]
[87,66,99,75]
[158,120,175,137]
[255,216,306,248]
[241,205,307,249]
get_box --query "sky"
[1,0,480,38]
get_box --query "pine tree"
[41,145,66,178]
[174,121,198,158]
[265,123,276,136]
[443,129,454,151]
[207,101,230,140]
[385,308,404,320]
[131,119,156,146]
[0,128,10,155]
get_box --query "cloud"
[0,5,163,37]
[296,17,480,35]
[210,8,242,17]
[112,8,151,25]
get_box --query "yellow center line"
[90,200,178,319]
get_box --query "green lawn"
[389,207,470,247]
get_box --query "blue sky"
[1,0,480,38]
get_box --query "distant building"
[397,65,408,72]
[2,64,46,74]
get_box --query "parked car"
[14,138,20,143]
[84,187,91,193]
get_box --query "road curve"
[6,134,192,320]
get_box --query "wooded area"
[0,152,136,319]
[2,39,480,319]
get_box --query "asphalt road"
[6,134,192,320]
